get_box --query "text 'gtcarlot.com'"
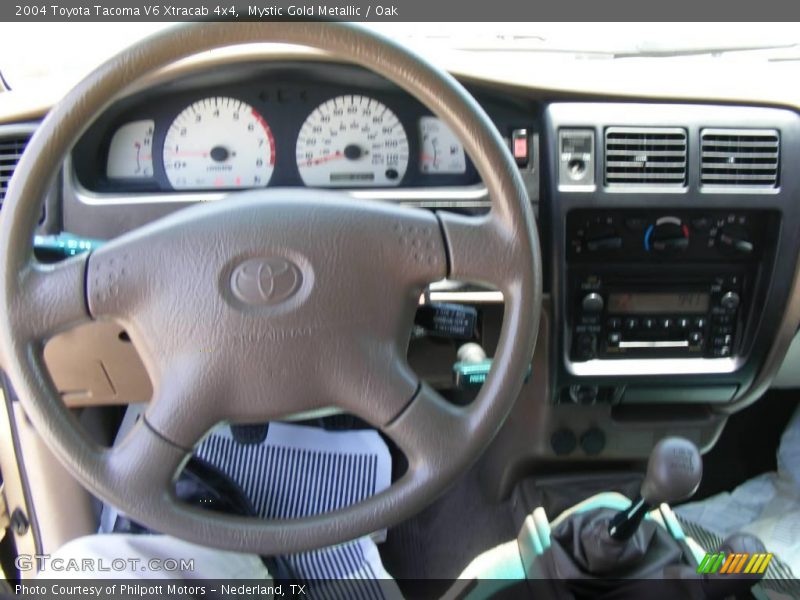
[15,554,195,573]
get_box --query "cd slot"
[618,340,690,349]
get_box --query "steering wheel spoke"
[142,357,229,450]
[16,255,91,342]
[103,415,189,508]
[325,344,421,427]
[383,383,472,475]
[438,210,521,291]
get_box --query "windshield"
[0,22,798,92]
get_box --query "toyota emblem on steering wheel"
[230,257,303,306]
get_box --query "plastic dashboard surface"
[71,61,539,196]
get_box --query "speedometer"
[296,95,409,187]
[163,97,275,190]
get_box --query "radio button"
[661,317,673,329]
[678,318,690,329]
[713,335,733,347]
[607,317,622,330]
[713,346,732,357]
[582,292,605,313]
[642,318,655,329]
[624,318,638,330]
[608,332,621,346]
[694,317,707,329]
[721,291,741,311]
[689,331,703,345]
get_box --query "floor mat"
[676,405,800,597]
[104,408,397,595]
[196,423,391,524]
[194,422,395,593]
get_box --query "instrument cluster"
[73,65,487,195]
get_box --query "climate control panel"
[567,209,767,262]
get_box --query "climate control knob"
[718,224,754,255]
[646,216,690,253]
[584,222,623,252]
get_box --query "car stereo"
[570,272,743,360]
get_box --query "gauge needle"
[165,150,209,158]
[305,151,344,166]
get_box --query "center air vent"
[701,129,779,188]
[0,133,32,209]
[605,127,687,187]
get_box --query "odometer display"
[163,97,275,190]
[296,95,409,187]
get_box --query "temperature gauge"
[419,116,466,175]
[107,120,155,179]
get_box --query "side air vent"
[0,133,32,209]
[605,127,687,187]
[701,129,779,188]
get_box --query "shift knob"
[609,437,702,541]
[641,437,703,505]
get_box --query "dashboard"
[63,60,541,240]
[52,62,800,404]
[71,62,543,195]
[4,53,800,466]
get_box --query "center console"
[464,101,800,494]
[545,102,800,408]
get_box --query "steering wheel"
[0,23,541,555]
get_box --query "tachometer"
[163,97,275,190]
[296,95,409,187]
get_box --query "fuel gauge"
[107,119,155,179]
[419,116,466,175]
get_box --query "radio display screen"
[607,292,710,314]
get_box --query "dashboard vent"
[605,127,687,186]
[701,129,780,188]
[0,134,31,209]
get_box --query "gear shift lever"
[608,437,702,540]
